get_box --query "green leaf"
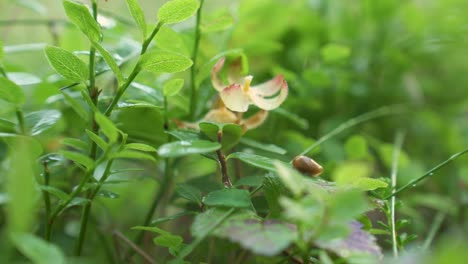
[332,161,372,186]
[91,41,124,85]
[263,174,285,218]
[215,218,296,256]
[124,143,157,152]
[66,197,89,208]
[85,129,109,151]
[61,150,94,170]
[176,184,202,205]
[353,178,388,191]
[11,233,66,264]
[158,140,220,158]
[151,211,197,225]
[0,133,43,158]
[39,186,70,201]
[163,78,185,97]
[274,162,305,197]
[111,150,156,162]
[157,0,200,25]
[328,190,369,223]
[7,72,42,86]
[155,26,190,56]
[125,0,147,39]
[234,175,264,187]
[201,10,233,32]
[95,112,118,143]
[61,138,88,151]
[5,138,39,233]
[44,45,88,82]
[139,50,193,74]
[0,118,17,133]
[239,138,287,155]
[0,77,25,105]
[203,189,251,208]
[132,226,170,235]
[25,110,62,136]
[154,234,183,249]
[61,91,88,120]
[321,44,351,63]
[345,135,369,160]
[63,0,101,42]
[199,122,242,151]
[227,152,289,172]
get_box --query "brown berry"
[292,156,323,177]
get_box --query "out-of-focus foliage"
[0,0,467,263]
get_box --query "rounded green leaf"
[44,45,89,82]
[203,189,251,208]
[199,122,242,151]
[163,78,185,97]
[158,140,220,158]
[0,77,25,105]
[139,50,193,73]
[63,0,101,42]
[227,152,290,172]
[157,0,200,25]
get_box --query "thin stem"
[295,105,406,159]
[390,131,405,258]
[104,22,162,116]
[422,212,445,250]
[189,0,204,120]
[15,109,26,134]
[385,146,468,199]
[42,161,52,239]
[113,231,155,264]
[216,131,232,187]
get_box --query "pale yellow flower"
[211,57,288,112]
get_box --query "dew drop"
[412,184,417,187]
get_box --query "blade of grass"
[422,212,445,250]
[294,105,406,159]
[385,146,468,199]
[390,130,405,257]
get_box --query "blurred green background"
[1,0,468,262]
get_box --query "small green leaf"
[61,138,88,151]
[44,45,88,82]
[40,186,70,201]
[125,0,147,38]
[91,41,124,85]
[154,234,183,249]
[239,138,287,155]
[155,26,190,56]
[201,11,233,32]
[158,140,220,158]
[176,184,202,205]
[66,197,89,208]
[203,189,251,208]
[163,78,184,97]
[0,118,17,133]
[345,135,369,160]
[95,112,118,143]
[63,0,101,42]
[139,50,193,74]
[61,92,88,120]
[25,110,62,136]
[124,143,157,152]
[227,152,289,172]
[157,0,200,25]
[274,162,305,197]
[353,178,388,191]
[199,122,242,151]
[132,226,169,235]
[61,150,94,170]
[85,129,108,151]
[11,233,66,264]
[321,44,351,63]
[0,77,25,105]
[111,150,156,162]
[234,176,264,187]
[151,211,197,225]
